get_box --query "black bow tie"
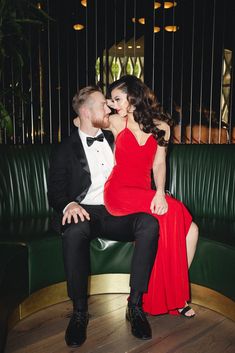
[86,133,104,146]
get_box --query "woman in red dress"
[104,75,198,317]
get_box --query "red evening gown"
[104,121,192,315]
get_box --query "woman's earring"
[128,106,135,113]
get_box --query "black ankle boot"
[65,310,89,347]
[126,303,152,340]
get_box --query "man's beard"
[91,115,110,129]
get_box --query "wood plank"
[5,294,235,353]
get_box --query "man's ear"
[81,105,91,120]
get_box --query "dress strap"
[125,116,128,128]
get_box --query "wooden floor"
[5,294,235,353]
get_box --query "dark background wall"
[1,0,235,144]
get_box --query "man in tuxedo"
[47,86,159,348]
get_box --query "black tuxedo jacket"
[47,129,114,214]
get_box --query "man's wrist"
[63,201,79,214]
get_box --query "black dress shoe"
[65,310,89,347]
[126,304,152,340]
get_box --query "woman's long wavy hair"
[108,75,173,146]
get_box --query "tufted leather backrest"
[1,144,234,223]
[0,145,54,221]
[168,145,235,220]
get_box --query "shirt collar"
[78,128,102,144]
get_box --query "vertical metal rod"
[218,3,225,144]
[66,23,71,137]
[11,61,16,144]
[95,0,98,83]
[199,0,206,144]
[114,0,117,81]
[29,28,34,144]
[47,0,52,143]
[133,0,136,73]
[179,20,184,143]
[189,0,195,144]
[104,0,109,90]
[38,24,43,144]
[209,0,216,144]
[20,68,25,144]
[161,6,165,106]
[123,0,127,75]
[170,4,176,116]
[152,1,155,90]
[57,22,61,143]
[85,1,88,85]
[76,25,80,91]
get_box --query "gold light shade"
[164,2,177,9]
[132,17,137,23]
[81,0,87,7]
[138,18,145,25]
[73,23,85,31]
[154,2,161,9]
[154,26,161,33]
[165,25,178,32]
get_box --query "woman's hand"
[155,120,171,141]
[106,99,115,109]
[150,192,168,215]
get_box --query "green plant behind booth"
[0,144,234,353]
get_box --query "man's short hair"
[72,86,101,115]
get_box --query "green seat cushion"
[0,218,65,293]
[90,239,133,275]
[0,217,134,293]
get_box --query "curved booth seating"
[167,145,235,303]
[0,144,235,353]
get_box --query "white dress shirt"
[79,129,114,205]
[64,129,114,212]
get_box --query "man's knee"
[134,213,159,240]
[62,221,91,244]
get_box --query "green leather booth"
[0,144,235,353]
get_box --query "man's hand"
[62,202,90,225]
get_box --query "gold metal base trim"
[9,275,235,328]
[191,283,235,322]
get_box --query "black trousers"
[62,205,159,306]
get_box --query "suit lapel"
[71,131,90,173]
[71,129,114,172]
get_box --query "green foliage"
[0,0,51,137]
[0,102,13,133]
